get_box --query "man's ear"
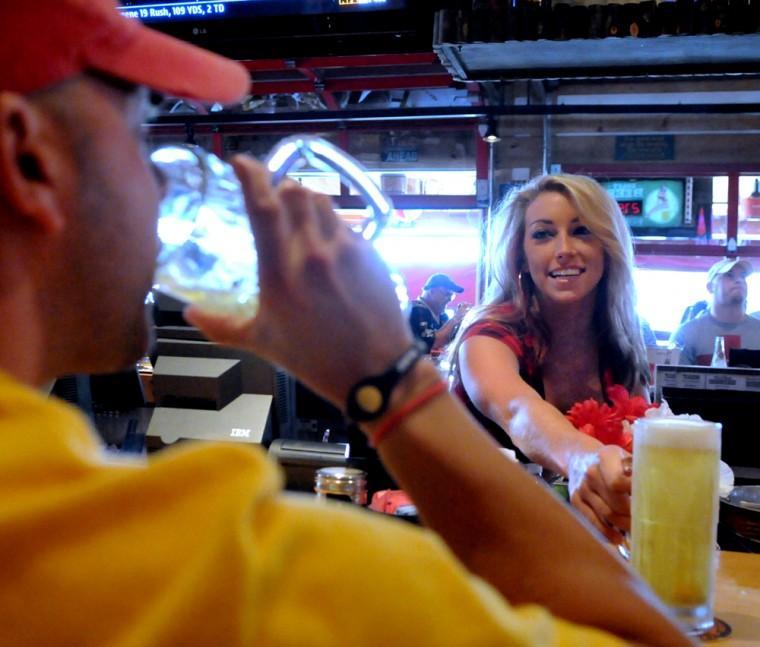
[0,92,67,234]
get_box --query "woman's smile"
[548,267,586,280]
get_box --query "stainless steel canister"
[314,467,368,505]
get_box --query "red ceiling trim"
[249,74,454,95]
[250,80,316,94]
[240,53,439,71]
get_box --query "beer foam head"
[633,418,721,451]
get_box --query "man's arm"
[431,305,469,350]
[186,157,691,647]
[431,315,458,350]
[669,324,695,365]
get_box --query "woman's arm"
[186,156,690,647]
[364,360,689,647]
[459,333,632,544]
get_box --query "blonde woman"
[450,174,649,544]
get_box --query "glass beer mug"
[631,417,722,635]
[150,136,395,318]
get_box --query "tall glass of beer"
[631,418,721,634]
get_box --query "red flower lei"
[565,384,658,453]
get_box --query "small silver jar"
[314,467,368,505]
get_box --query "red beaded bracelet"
[370,379,447,448]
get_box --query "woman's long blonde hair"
[450,173,649,391]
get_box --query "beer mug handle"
[266,136,394,241]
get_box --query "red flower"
[607,384,655,423]
[565,385,658,452]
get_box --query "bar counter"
[712,551,760,644]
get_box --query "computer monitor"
[152,316,392,488]
[51,368,147,450]
[655,365,760,483]
[729,348,760,369]
[154,327,280,397]
[275,372,350,443]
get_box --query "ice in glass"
[150,136,394,319]
[151,145,259,318]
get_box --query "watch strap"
[346,339,429,422]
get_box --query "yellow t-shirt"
[0,371,626,646]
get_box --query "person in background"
[0,2,689,645]
[670,258,760,365]
[641,318,658,346]
[408,273,471,353]
[679,299,709,324]
[449,174,650,545]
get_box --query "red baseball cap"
[0,0,249,104]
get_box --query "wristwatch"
[346,339,428,422]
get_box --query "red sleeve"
[460,319,524,360]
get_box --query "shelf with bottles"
[435,33,760,81]
[433,5,760,82]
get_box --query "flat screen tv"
[120,0,409,21]
[119,0,434,58]
[599,177,694,238]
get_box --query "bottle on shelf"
[711,336,728,368]
[711,0,731,33]
[623,1,642,36]
[587,0,609,37]
[606,0,628,36]
[637,0,660,36]
[536,0,554,38]
[657,0,680,35]
[696,207,708,243]
[434,4,470,43]
[434,0,758,44]
[470,0,492,42]
[740,179,760,219]
[674,0,696,34]
[622,0,659,37]
[522,0,546,39]
[567,0,592,39]
[552,1,572,38]
[693,0,718,34]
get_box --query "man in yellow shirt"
[0,1,689,645]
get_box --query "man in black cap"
[409,273,471,353]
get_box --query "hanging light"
[478,117,501,144]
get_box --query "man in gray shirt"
[670,258,760,365]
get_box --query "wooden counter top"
[712,551,760,645]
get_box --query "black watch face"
[346,341,426,421]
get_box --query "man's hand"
[453,302,471,323]
[185,155,413,409]
[568,445,632,545]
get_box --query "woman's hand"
[567,445,632,545]
[184,155,413,409]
